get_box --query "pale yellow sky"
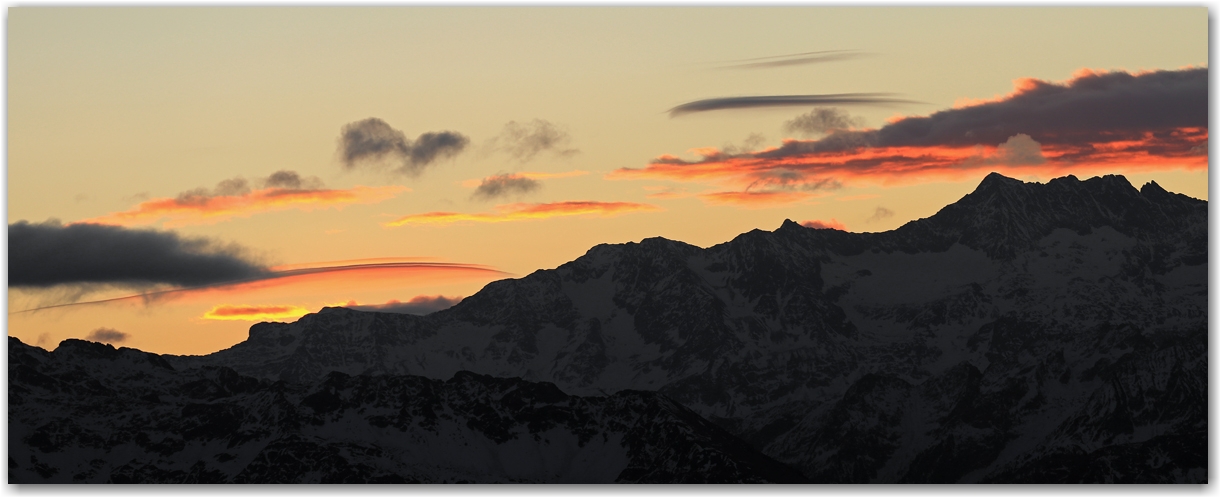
[7,7,1209,354]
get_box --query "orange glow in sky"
[384,200,661,226]
[75,185,408,227]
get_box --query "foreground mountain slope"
[173,173,1207,482]
[9,337,806,483]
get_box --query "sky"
[6,7,1209,356]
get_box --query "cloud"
[668,93,918,117]
[697,191,815,208]
[489,119,579,162]
[801,219,847,230]
[77,173,406,227]
[12,259,510,314]
[339,118,470,175]
[618,68,1207,187]
[867,207,895,223]
[84,327,128,344]
[9,220,267,289]
[385,201,660,227]
[717,50,868,70]
[343,295,463,315]
[471,174,542,201]
[785,108,865,137]
[202,304,311,322]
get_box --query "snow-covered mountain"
[13,172,1207,483]
[9,337,807,483]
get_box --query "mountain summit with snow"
[11,173,1207,483]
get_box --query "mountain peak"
[976,171,1027,190]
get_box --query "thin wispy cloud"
[11,259,509,314]
[716,49,869,70]
[487,119,579,162]
[785,108,866,137]
[668,94,918,118]
[385,201,660,227]
[202,304,311,322]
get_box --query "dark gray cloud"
[490,120,579,162]
[754,67,1208,159]
[339,118,470,175]
[263,170,323,190]
[173,171,324,205]
[785,108,866,137]
[9,220,268,289]
[718,50,868,70]
[84,328,128,344]
[344,296,463,315]
[471,174,542,201]
[668,94,918,117]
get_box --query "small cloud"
[84,327,128,344]
[343,295,463,315]
[339,118,470,176]
[36,333,52,347]
[866,206,895,223]
[784,108,865,137]
[716,49,868,70]
[471,174,541,201]
[801,219,847,230]
[644,186,690,200]
[488,119,579,163]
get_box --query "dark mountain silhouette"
[11,172,1207,483]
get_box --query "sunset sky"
[7,7,1208,355]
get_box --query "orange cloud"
[385,201,660,227]
[203,304,311,321]
[801,219,847,230]
[76,185,408,227]
[342,295,463,314]
[697,190,815,208]
[609,68,1207,190]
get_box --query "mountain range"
[10,172,1208,483]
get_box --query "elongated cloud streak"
[78,185,407,227]
[621,68,1207,188]
[668,94,918,117]
[718,50,867,70]
[385,201,659,227]
[11,260,509,314]
[202,304,311,322]
[9,220,267,289]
